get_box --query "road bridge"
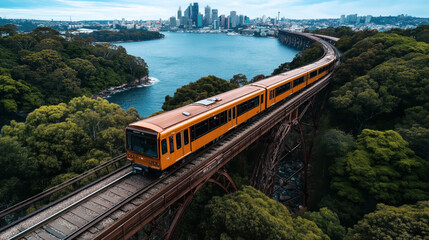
[0,31,339,240]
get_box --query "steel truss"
[251,87,329,209]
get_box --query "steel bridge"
[0,31,340,240]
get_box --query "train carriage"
[126,85,265,172]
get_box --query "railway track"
[4,171,152,240]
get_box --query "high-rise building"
[177,7,182,20]
[220,15,226,28]
[346,14,358,24]
[192,3,199,26]
[212,9,218,25]
[184,4,191,19]
[197,13,203,28]
[204,5,211,26]
[365,15,372,24]
[181,16,187,27]
[340,15,346,25]
[239,15,245,26]
[213,19,218,29]
[170,16,177,27]
[230,11,237,28]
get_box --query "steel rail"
[8,170,133,240]
[64,132,225,239]
[0,153,126,221]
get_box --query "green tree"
[201,186,328,240]
[0,96,139,205]
[330,129,429,205]
[162,75,237,111]
[346,201,429,240]
[229,73,247,87]
[302,207,346,240]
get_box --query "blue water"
[108,32,299,117]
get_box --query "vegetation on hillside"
[0,25,148,125]
[78,29,164,42]
[200,186,328,240]
[168,26,429,239]
[0,97,139,209]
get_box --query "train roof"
[251,55,334,88]
[128,85,263,132]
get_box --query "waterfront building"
[230,11,237,28]
[212,9,218,25]
[181,16,187,27]
[220,15,226,28]
[178,7,182,20]
[239,15,245,26]
[204,5,211,26]
[170,16,177,27]
[197,13,203,28]
[184,4,192,19]
[213,19,219,29]
[192,3,199,26]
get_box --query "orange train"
[125,36,338,173]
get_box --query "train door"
[228,108,233,128]
[231,107,237,128]
[168,133,183,163]
[182,128,191,156]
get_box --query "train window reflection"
[126,130,158,158]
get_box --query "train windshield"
[126,130,158,158]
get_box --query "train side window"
[176,133,181,150]
[184,130,189,145]
[310,70,318,78]
[233,107,236,119]
[261,94,264,104]
[228,109,231,121]
[161,139,167,155]
[169,136,174,153]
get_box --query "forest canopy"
[0,26,148,125]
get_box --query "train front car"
[126,123,163,173]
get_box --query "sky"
[0,0,428,21]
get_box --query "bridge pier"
[251,88,329,209]
[278,30,314,50]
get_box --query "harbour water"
[108,32,299,117]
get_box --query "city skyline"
[0,0,428,21]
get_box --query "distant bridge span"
[1,31,339,240]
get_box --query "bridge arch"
[164,168,238,240]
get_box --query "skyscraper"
[340,15,346,25]
[230,11,237,28]
[197,13,203,28]
[192,3,199,26]
[184,4,192,19]
[212,9,218,25]
[177,7,182,20]
[170,16,177,27]
[220,15,226,28]
[204,5,211,26]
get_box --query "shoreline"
[93,76,154,98]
